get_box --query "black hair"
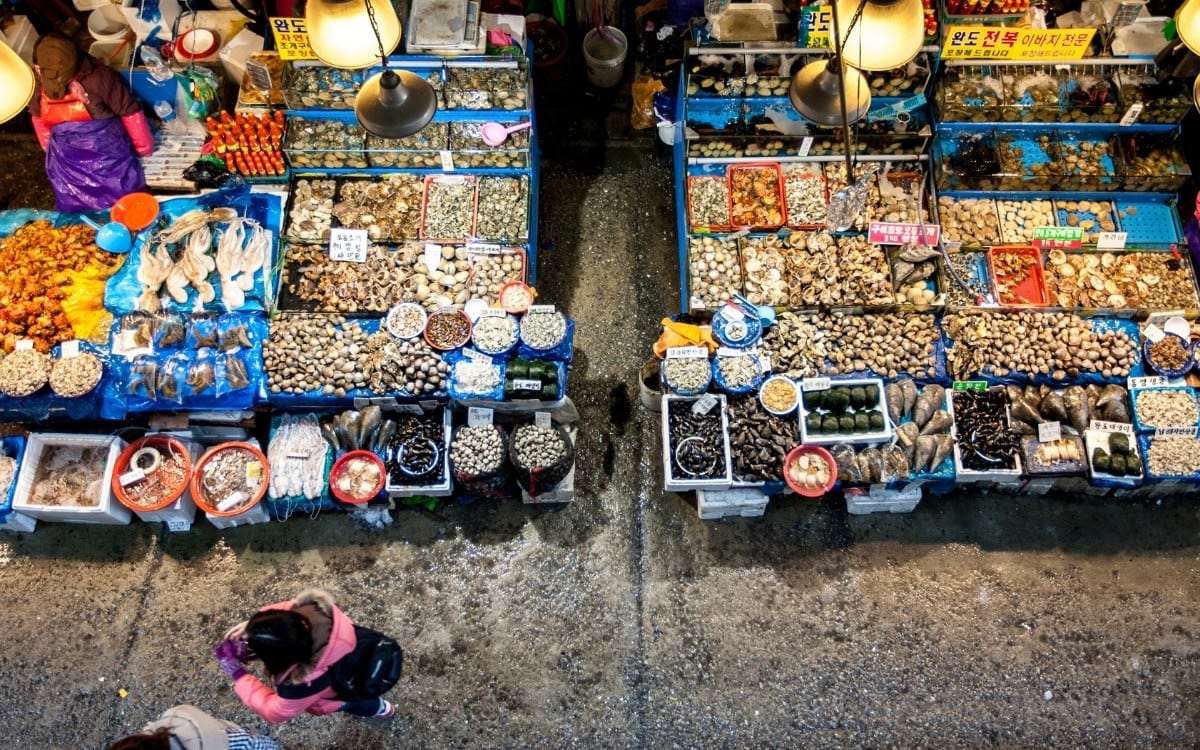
[245,609,313,678]
[107,728,172,750]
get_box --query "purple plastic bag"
[45,117,146,213]
[1187,218,1200,276]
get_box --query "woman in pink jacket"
[213,589,395,724]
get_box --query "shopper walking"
[214,588,403,725]
[106,704,280,749]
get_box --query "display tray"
[12,434,129,524]
[1113,201,1184,248]
[385,404,453,497]
[661,394,733,492]
[797,377,893,446]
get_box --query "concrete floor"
[0,124,1199,748]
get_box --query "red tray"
[987,245,1048,306]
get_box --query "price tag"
[468,406,494,427]
[1128,376,1168,390]
[60,340,80,358]
[797,136,814,157]
[721,304,745,322]
[1142,323,1166,343]
[245,59,273,91]
[717,347,750,357]
[529,304,555,315]
[165,518,191,532]
[1038,421,1062,442]
[477,308,506,318]
[1096,232,1127,250]
[462,348,493,364]
[14,339,32,351]
[1155,427,1198,438]
[534,411,552,429]
[666,346,708,359]
[218,491,247,512]
[424,243,443,274]
[952,380,988,392]
[287,449,313,460]
[465,243,502,258]
[513,378,542,391]
[759,354,772,372]
[1089,419,1134,434]
[246,462,263,483]
[440,150,455,171]
[1119,103,1144,126]
[801,377,830,392]
[328,228,368,263]
[692,393,718,415]
[119,469,146,487]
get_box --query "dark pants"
[338,697,385,717]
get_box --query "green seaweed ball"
[1108,453,1127,477]
[822,415,841,433]
[864,384,880,407]
[1108,433,1130,456]
[854,412,870,432]
[868,411,884,431]
[849,386,867,409]
[806,412,823,434]
[1125,452,1143,476]
[825,389,850,413]
[838,414,856,433]
[1092,447,1111,474]
[804,390,825,410]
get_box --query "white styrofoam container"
[950,395,1022,483]
[386,405,453,497]
[662,394,733,492]
[798,377,893,446]
[13,434,130,524]
[697,487,768,519]
[846,486,922,515]
[521,458,575,504]
[119,438,200,531]
[0,511,36,533]
[205,500,270,529]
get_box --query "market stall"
[0,31,574,532]
[662,27,1200,518]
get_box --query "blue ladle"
[79,215,133,254]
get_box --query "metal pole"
[830,0,856,178]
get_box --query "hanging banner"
[941,26,1096,60]
[269,17,317,60]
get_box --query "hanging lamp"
[1194,72,1200,112]
[788,56,872,126]
[304,0,401,69]
[1179,0,1200,56]
[0,39,34,124]
[351,0,437,138]
[836,0,924,71]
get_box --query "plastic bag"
[508,422,574,497]
[177,67,221,120]
[127,354,159,408]
[187,313,221,349]
[46,117,146,213]
[632,75,666,130]
[215,351,251,397]
[157,351,189,405]
[450,424,511,500]
[218,313,255,351]
[153,311,187,349]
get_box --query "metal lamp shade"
[789,59,872,126]
[1194,72,1200,113]
[355,69,438,138]
[1180,0,1200,56]
[305,0,401,68]
[0,39,34,124]
[836,0,925,71]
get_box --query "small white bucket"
[582,26,627,88]
[87,5,130,44]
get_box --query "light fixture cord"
[365,0,389,71]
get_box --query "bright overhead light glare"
[355,68,438,138]
[789,57,872,126]
[1179,0,1200,55]
[836,0,925,71]
[0,39,34,125]
[304,0,401,68]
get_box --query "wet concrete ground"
[0,117,1199,748]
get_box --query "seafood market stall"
[662,38,1200,519]
[0,48,574,532]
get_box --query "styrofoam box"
[13,434,130,524]
[697,487,768,519]
[950,399,1022,483]
[846,485,922,515]
[798,377,893,446]
[662,394,733,492]
[205,500,270,529]
[123,439,201,531]
[521,458,575,504]
[387,405,453,497]
[0,511,36,533]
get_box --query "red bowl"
[783,445,837,498]
[110,192,160,231]
[330,450,385,504]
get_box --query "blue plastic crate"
[1136,432,1200,483]
[0,436,27,521]
[1115,201,1183,247]
[1130,386,1200,433]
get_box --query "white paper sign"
[666,346,708,359]
[440,150,455,171]
[1119,103,1144,126]
[1155,427,1198,438]
[1096,231,1127,250]
[328,228,368,263]
[798,136,814,157]
[467,406,494,427]
[462,348,493,364]
[477,308,506,318]
[534,411,552,428]
[61,340,80,358]
[801,377,831,392]
[529,304,556,314]
[14,339,32,351]
[119,469,146,487]
[721,304,745,322]
[1038,421,1062,442]
[1128,376,1169,390]
[1089,419,1134,434]
[512,378,541,391]
[692,393,718,415]
[165,519,191,532]
[1142,323,1166,343]
[424,243,443,274]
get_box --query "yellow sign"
[941,26,1096,60]
[269,17,316,60]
